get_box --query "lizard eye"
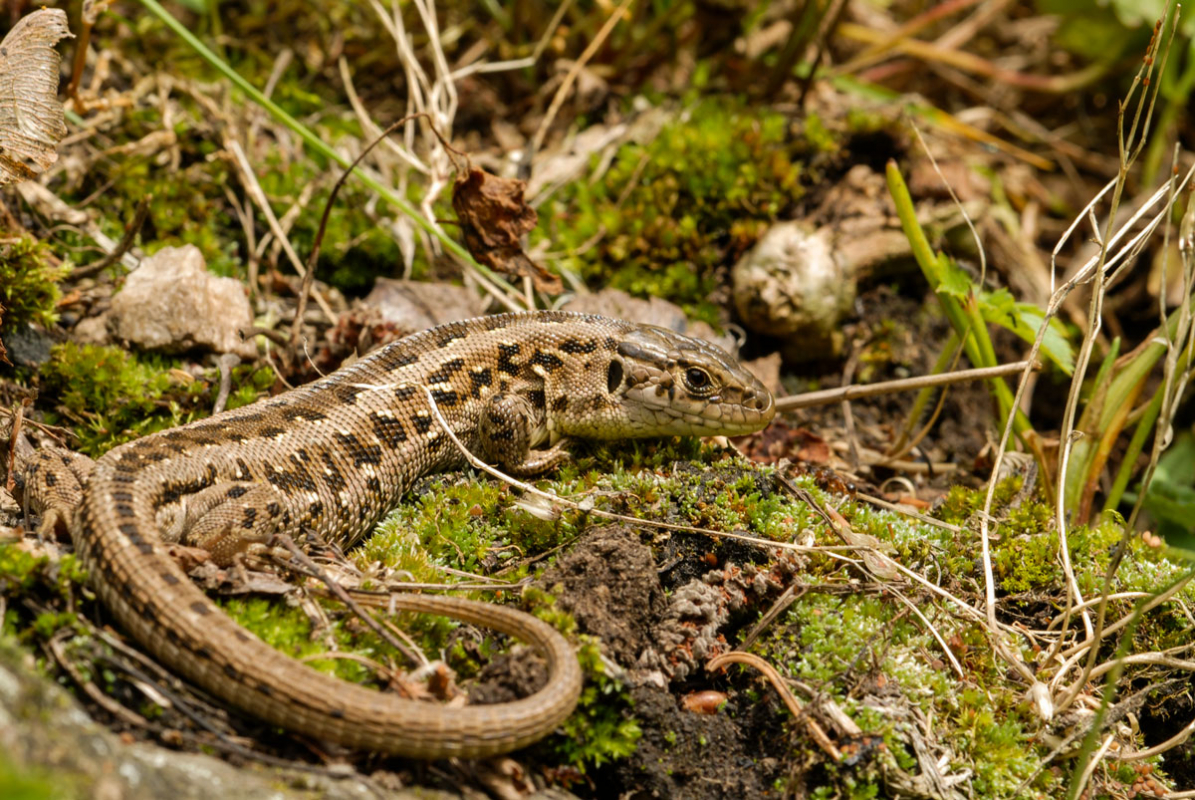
[684,367,713,393]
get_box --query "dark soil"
[532,525,791,799]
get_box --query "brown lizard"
[16,311,774,758]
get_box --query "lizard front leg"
[478,392,572,476]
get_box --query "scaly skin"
[22,311,774,758]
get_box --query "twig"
[291,114,426,350]
[706,651,841,761]
[272,534,423,667]
[528,0,635,158]
[774,360,1040,412]
[70,195,150,280]
[225,139,337,332]
[212,353,242,415]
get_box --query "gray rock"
[362,279,486,333]
[1,322,54,367]
[108,245,256,358]
[563,288,737,354]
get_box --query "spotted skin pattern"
[20,311,774,758]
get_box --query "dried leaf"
[452,166,563,295]
[0,9,73,187]
[82,0,115,26]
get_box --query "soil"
[527,525,791,799]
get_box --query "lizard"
[14,310,775,759]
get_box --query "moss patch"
[536,98,807,323]
[0,236,71,329]
[36,343,273,456]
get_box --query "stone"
[107,245,255,358]
[563,288,738,354]
[362,279,486,334]
[731,220,855,362]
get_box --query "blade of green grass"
[886,161,1032,440]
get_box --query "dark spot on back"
[413,415,432,434]
[430,388,458,407]
[370,412,408,448]
[319,452,347,492]
[497,343,521,376]
[426,358,466,384]
[560,338,598,354]
[394,385,417,401]
[227,485,249,499]
[281,407,327,422]
[190,601,212,616]
[43,471,57,487]
[333,431,383,467]
[335,383,368,405]
[529,351,564,373]
[376,347,418,370]
[469,367,493,398]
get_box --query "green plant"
[537,98,806,322]
[553,638,641,771]
[0,237,71,329]
[37,343,273,456]
[885,162,1074,452]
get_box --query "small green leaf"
[979,289,1076,375]
[934,255,972,298]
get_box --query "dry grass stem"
[706,650,842,761]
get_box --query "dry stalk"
[706,651,842,761]
[963,9,1190,718]
[1054,15,1182,719]
[364,0,530,309]
[775,361,1038,412]
[529,0,636,158]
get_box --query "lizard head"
[561,324,775,440]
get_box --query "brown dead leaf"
[452,166,563,294]
[0,9,73,187]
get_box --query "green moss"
[365,478,573,580]
[536,98,806,323]
[37,343,273,456]
[0,236,71,328]
[0,751,62,800]
[552,638,641,772]
[218,597,385,684]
